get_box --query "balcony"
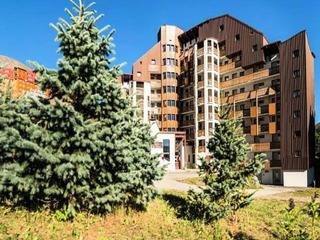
[198,129,205,137]
[198,81,204,89]
[198,97,205,105]
[260,105,268,114]
[243,109,250,117]
[180,93,195,101]
[181,106,195,113]
[250,125,259,136]
[270,141,280,149]
[180,120,194,127]
[186,134,195,140]
[151,94,161,102]
[197,48,204,57]
[251,142,270,152]
[269,122,276,134]
[250,106,261,118]
[198,146,206,153]
[243,126,250,134]
[261,124,269,132]
[220,61,235,73]
[220,69,269,89]
[198,113,205,121]
[269,66,280,75]
[269,103,276,115]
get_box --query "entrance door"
[273,169,281,185]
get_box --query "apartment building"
[126,15,316,187]
[0,55,38,98]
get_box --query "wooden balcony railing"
[269,103,276,115]
[269,122,276,134]
[251,142,270,152]
[198,81,204,89]
[198,146,206,153]
[181,106,195,113]
[198,97,205,105]
[181,120,194,126]
[220,62,235,73]
[197,48,204,56]
[198,113,205,121]
[186,134,195,140]
[198,129,205,137]
[220,69,269,89]
[151,94,161,101]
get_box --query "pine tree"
[186,108,265,223]
[0,0,164,217]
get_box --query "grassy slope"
[0,190,319,239]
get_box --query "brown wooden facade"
[279,31,315,170]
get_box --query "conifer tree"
[186,108,265,223]
[0,0,164,217]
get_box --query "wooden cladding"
[280,31,315,170]
[193,15,265,68]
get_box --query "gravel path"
[154,170,304,199]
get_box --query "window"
[163,139,170,153]
[224,76,229,81]
[150,73,161,80]
[219,25,224,31]
[253,82,264,90]
[151,59,156,65]
[240,71,245,77]
[240,88,245,93]
[225,92,229,97]
[252,44,258,52]
[232,73,237,79]
[235,34,240,41]
[137,71,141,77]
[293,90,301,98]
[294,110,301,118]
[294,130,301,137]
[293,50,299,58]
[293,69,300,78]
[295,150,301,157]
[232,89,237,95]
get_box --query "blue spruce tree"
[0,0,164,217]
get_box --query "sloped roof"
[0,55,30,70]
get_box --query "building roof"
[0,55,31,70]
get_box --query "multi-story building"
[0,55,38,98]
[125,15,316,187]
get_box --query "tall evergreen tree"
[0,0,163,216]
[186,108,265,223]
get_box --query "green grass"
[0,190,319,239]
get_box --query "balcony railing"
[261,124,269,132]
[198,97,205,105]
[198,146,206,153]
[186,134,195,140]
[151,94,161,101]
[181,120,194,126]
[181,106,195,113]
[269,66,280,75]
[198,129,205,137]
[220,69,269,89]
[198,113,205,121]
[251,142,270,152]
[198,81,204,89]
[270,141,280,149]
[243,109,250,117]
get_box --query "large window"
[163,139,170,153]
